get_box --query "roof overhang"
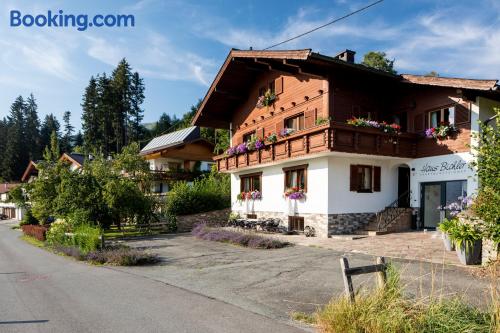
[191,49,402,129]
[21,161,38,182]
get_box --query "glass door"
[421,180,467,228]
[422,183,442,228]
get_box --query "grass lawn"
[103,225,167,239]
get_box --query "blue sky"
[1,0,499,130]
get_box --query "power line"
[263,0,384,50]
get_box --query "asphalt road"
[0,223,307,333]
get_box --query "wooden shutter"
[414,114,424,132]
[350,165,358,191]
[275,77,283,95]
[373,166,381,192]
[275,117,284,134]
[454,104,470,125]
[258,127,265,139]
[304,109,317,128]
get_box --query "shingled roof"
[140,126,201,155]
[401,74,498,91]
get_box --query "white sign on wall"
[417,158,469,177]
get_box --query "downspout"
[229,122,233,146]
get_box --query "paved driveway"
[0,222,307,333]
[117,233,494,321]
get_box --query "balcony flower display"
[256,89,276,108]
[265,132,278,143]
[236,143,248,154]
[225,146,237,157]
[425,122,457,139]
[254,139,265,150]
[280,128,294,137]
[237,190,262,202]
[346,117,401,135]
[284,187,305,200]
[246,137,265,151]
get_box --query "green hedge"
[165,173,230,216]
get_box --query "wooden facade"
[192,49,499,172]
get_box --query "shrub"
[46,219,71,246]
[53,245,85,260]
[21,225,48,241]
[86,246,158,266]
[192,224,290,249]
[20,209,39,226]
[71,224,102,254]
[315,265,495,333]
[165,172,230,216]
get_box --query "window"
[243,131,256,143]
[240,173,262,193]
[350,165,381,193]
[288,216,304,231]
[258,81,275,97]
[428,106,455,127]
[285,113,305,131]
[168,162,180,171]
[283,165,307,191]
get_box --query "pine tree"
[40,114,60,152]
[96,73,115,155]
[0,118,8,179]
[129,71,145,142]
[73,131,84,148]
[24,94,41,161]
[43,130,60,162]
[61,111,74,153]
[81,76,102,153]
[111,58,132,152]
[1,96,26,181]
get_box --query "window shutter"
[304,109,316,128]
[275,77,283,95]
[414,114,424,132]
[454,104,470,125]
[259,127,265,139]
[350,165,358,191]
[373,166,381,192]
[275,117,284,134]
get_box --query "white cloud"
[85,31,215,86]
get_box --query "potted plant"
[284,187,305,200]
[437,218,457,251]
[425,122,458,140]
[256,89,276,108]
[265,132,277,143]
[449,222,482,265]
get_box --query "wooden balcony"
[149,170,208,181]
[215,122,418,172]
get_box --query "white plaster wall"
[478,97,500,124]
[327,156,403,214]
[231,157,329,215]
[407,152,477,208]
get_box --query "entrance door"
[421,180,467,228]
[397,167,410,207]
[422,183,442,228]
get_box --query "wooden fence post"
[340,256,355,302]
[376,256,387,289]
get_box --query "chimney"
[334,49,356,63]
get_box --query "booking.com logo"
[10,10,135,31]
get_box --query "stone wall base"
[482,239,499,266]
[233,210,376,237]
[176,208,231,232]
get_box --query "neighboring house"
[192,48,500,237]
[21,153,86,183]
[0,183,23,220]
[140,126,215,195]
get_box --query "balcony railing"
[149,170,209,181]
[215,122,418,172]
